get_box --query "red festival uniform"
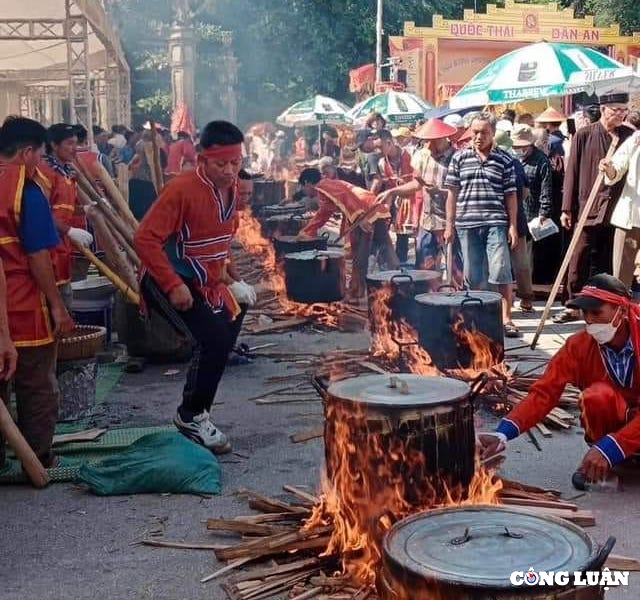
[300,178,390,237]
[0,164,54,346]
[498,330,640,465]
[380,149,415,234]
[135,166,241,319]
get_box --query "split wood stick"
[244,570,318,600]
[283,485,320,506]
[215,530,331,562]
[52,428,106,445]
[200,557,254,583]
[74,244,140,305]
[531,136,619,349]
[516,506,595,527]
[605,554,640,571]
[289,427,324,444]
[229,558,320,584]
[149,121,165,193]
[500,497,577,511]
[236,489,311,514]
[247,317,310,334]
[141,538,229,551]
[290,588,323,600]
[500,478,561,496]
[95,161,139,231]
[233,512,308,525]
[0,399,49,488]
[536,423,553,438]
[86,206,138,292]
[206,518,291,536]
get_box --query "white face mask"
[585,308,621,345]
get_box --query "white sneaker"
[174,410,232,454]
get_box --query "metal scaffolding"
[0,0,130,128]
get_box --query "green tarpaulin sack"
[78,431,221,495]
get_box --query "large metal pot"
[366,269,441,329]
[381,505,612,600]
[273,232,328,258]
[263,214,310,238]
[414,290,504,370]
[251,179,285,209]
[284,249,345,303]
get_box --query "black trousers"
[564,224,614,303]
[141,275,246,415]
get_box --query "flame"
[235,209,341,327]
[368,286,439,376]
[304,400,501,588]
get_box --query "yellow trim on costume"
[53,204,75,211]
[56,278,71,285]
[41,293,54,341]
[0,236,19,245]
[13,165,25,227]
[14,335,55,348]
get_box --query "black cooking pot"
[381,506,612,600]
[284,249,345,303]
[414,290,504,370]
[264,214,310,238]
[273,232,329,258]
[260,201,307,217]
[366,269,442,329]
[251,179,285,209]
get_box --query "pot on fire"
[284,249,345,303]
[263,214,310,238]
[273,232,328,258]
[381,505,613,600]
[414,290,504,371]
[325,374,477,505]
[251,179,285,209]
[366,269,441,329]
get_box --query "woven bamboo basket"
[58,325,107,362]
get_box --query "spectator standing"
[444,113,520,337]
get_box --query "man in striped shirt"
[444,113,520,337]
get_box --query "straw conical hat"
[535,107,566,123]
[414,118,457,140]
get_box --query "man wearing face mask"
[478,273,640,489]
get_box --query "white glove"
[229,280,257,306]
[68,227,94,248]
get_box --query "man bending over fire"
[296,168,399,303]
[479,274,640,490]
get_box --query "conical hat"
[535,107,566,123]
[414,118,457,140]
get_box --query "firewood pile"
[141,480,597,600]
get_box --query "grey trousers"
[511,237,534,301]
[612,226,640,288]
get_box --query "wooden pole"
[94,162,139,231]
[530,136,619,349]
[0,400,49,488]
[149,121,165,194]
[116,163,130,204]
[74,244,140,305]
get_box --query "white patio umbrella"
[347,91,433,126]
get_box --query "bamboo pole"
[0,400,49,488]
[530,136,619,349]
[73,244,140,305]
[149,120,165,194]
[94,162,139,231]
[86,206,138,292]
[116,163,130,204]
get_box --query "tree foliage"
[104,0,640,127]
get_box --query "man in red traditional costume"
[0,258,17,380]
[135,121,256,454]
[296,168,399,302]
[0,116,75,469]
[38,123,93,309]
[479,274,640,489]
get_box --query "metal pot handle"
[460,296,484,308]
[589,536,617,571]
[437,284,457,292]
[451,526,523,545]
[390,274,414,287]
[320,231,330,240]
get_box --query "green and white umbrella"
[450,42,639,109]
[276,95,353,128]
[347,91,433,126]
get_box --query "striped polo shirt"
[445,147,516,230]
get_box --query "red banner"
[349,63,375,93]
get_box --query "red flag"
[170,102,196,137]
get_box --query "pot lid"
[274,234,325,243]
[328,374,469,408]
[366,270,441,284]
[285,249,344,260]
[415,290,502,307]
[383,506,598,589]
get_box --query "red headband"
[199,144,243,161]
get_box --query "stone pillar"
[169,25,196,113]
[217,37,238,123]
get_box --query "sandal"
[551,309,580,324]
[519,301,535,313]
[504,322,520,338]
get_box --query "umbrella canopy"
[276,95,353,127]
[450,42,639,109]
[347,91,434,126]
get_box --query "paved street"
[1,305,638,599]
